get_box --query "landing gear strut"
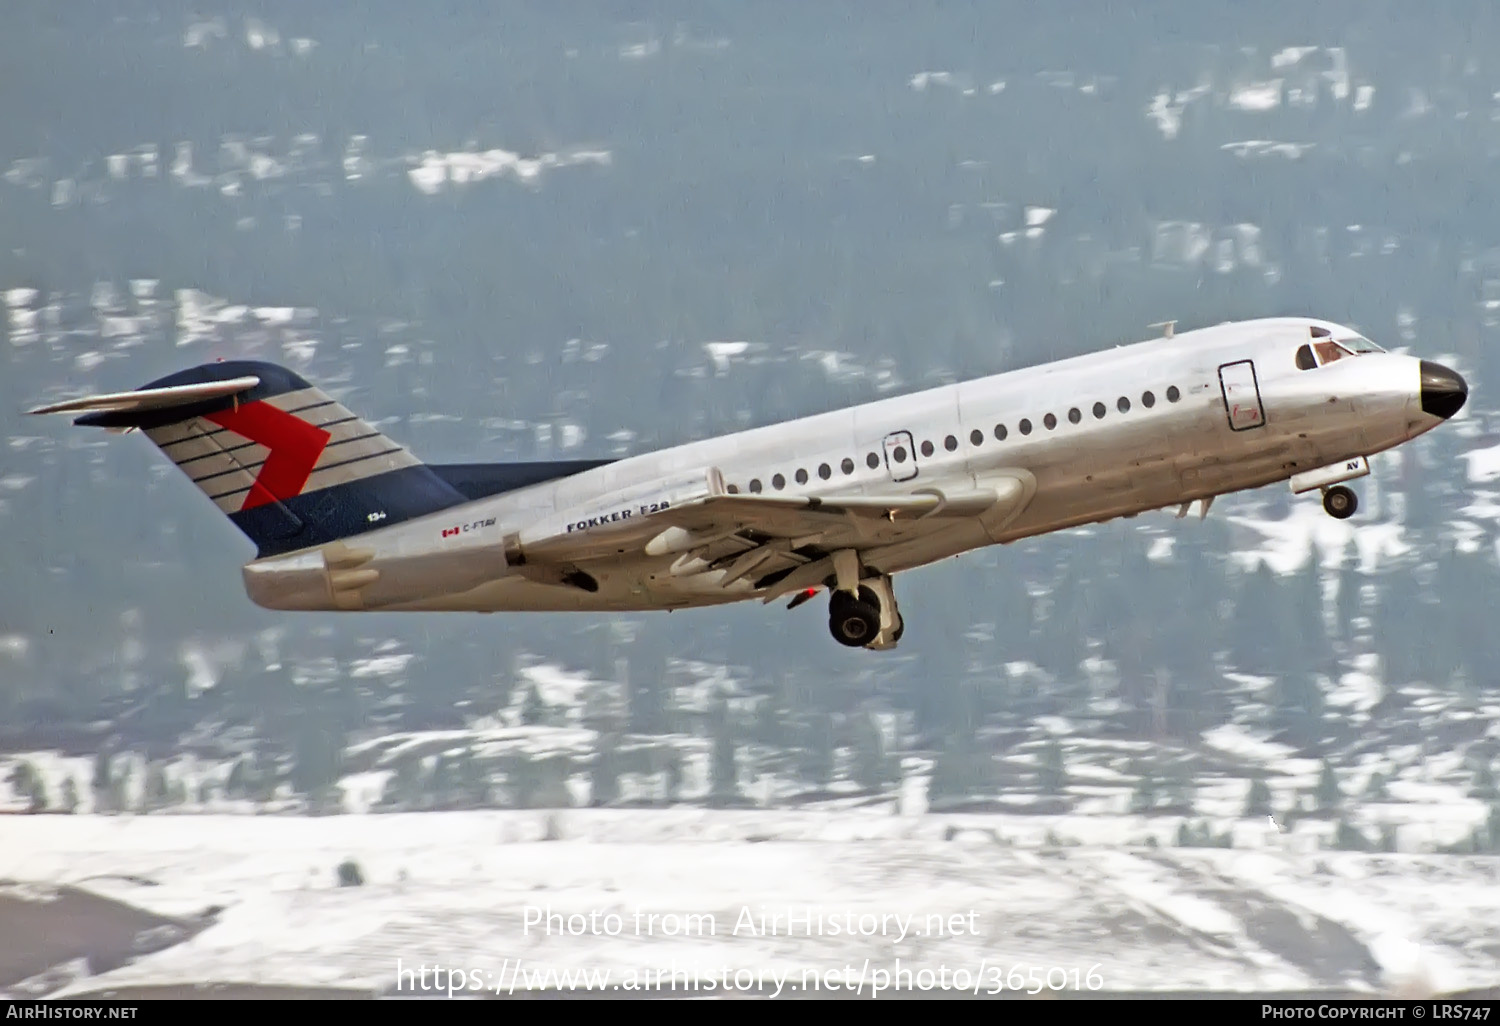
[1322,485,1357,520]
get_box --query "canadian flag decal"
[443,527,459,538]
[205,401,332,511]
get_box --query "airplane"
[27,316,1468,651]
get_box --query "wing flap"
[27,376,262,417]
[652,481,1025,541]
[515,483,940,565]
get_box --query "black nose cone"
[1420,360,1468,419]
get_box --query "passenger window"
[772,473,785,490]
[1093,402,1106,419]
[749,479,762,493]
[818,463,832,480]
[727,484,739,494]
[866,452,880,469]
[1043,413,1057,430]
[1068,408,1081,424]
[1117,397,1130,413]
[1295,344,1316,370]
[1166,386,1181,402]
[796,468,808,484]
[1019,418,1032,435]
[944,435,958,451]
[994,424,1007,440]
[1142,391,1155,408]
[892,447,907,463]
[841,457,855,474]
[920,440,935,457]
[970,429,983,446]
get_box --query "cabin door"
[882,431,919,482]
[1218,360,1266,431]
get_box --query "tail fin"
[28,360,470,558]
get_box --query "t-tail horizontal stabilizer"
[27,376,263,425]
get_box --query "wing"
[508,466,1036,601]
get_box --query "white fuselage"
[242,317,1454,614]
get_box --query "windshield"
[1296,338,1360,370]
[1345,336,1384,353]
[1314,340,1355,364]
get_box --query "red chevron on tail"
[204,401,332,511]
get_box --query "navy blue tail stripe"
[430,460,617,502]
[227,460,621,558]
[231,464,471,557]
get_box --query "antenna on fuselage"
[1150,320,1176,339]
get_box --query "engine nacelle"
[243,536,509,611]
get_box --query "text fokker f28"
[30,317,1468,650]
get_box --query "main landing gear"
[823,551,904,650]
[829,588,882,646]
[1322,484,1358,520]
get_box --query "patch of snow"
[406,148,610,194]
[1327,671,1384,713]
[1271,47,1319,70]
[1229,81,1284,111]
[1201,724,1296,764]
[348,654,414,679]
[1221,140,1315,159]
[183,18,228,48]
[909,71,957,92]
[703,341,751,373]
[1146,92,1183,140]
[1226,503,1409,575]
[516,663,598,709]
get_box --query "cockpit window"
[1299,325,1382,365]
[1298,338,1360,369]
[1313,340,1354,364]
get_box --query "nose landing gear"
[1291,458,1368,519]
[1322,484,1358,519]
